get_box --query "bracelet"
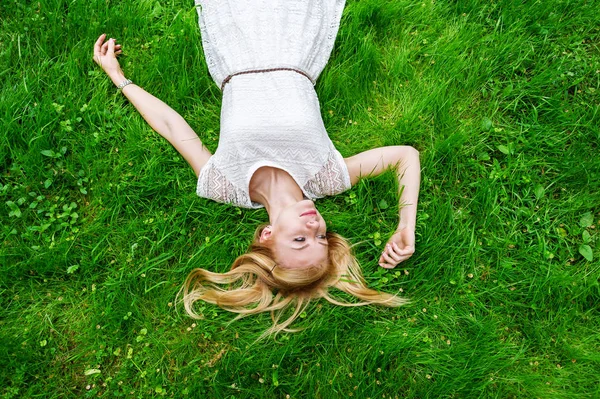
[117,79,133,90]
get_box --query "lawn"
[1,0,599,397]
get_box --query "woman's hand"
[93,33,125,86]
[378,227,415,269]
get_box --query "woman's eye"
[294,237,306,242]
[317,234,327,240]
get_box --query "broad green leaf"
[477,151,490,161]
[6,201,21,218]
[497,145,510,155]
[557,227,568,238]
[579,245,593,261]
[534,184,545,199]
[580,212,593,228]
[41,149,56,157]
[378,199,389,209]
[44,179,53,188]
[582,230,591,243]
[481,118,493,131]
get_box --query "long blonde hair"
[181,226,408,336]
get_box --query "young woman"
[93,0,420,334]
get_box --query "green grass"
[1,0,599,397]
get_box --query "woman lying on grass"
[93,0,420,334]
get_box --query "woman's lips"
[300,210,317,217]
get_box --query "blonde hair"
[181,225,408,337]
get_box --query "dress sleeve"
[303,149,351,198]
[196,158,255,208]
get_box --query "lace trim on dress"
[197,161,252,207]
[303,150,351,198]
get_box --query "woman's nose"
[306,220,319,228]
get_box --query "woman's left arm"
[344,146,421,268]
[93,34,212,177]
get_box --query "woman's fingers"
[107,37,115,55]
[385,245,403,262]
[379,252,396,268]
[93,34,123,68]
[381,250,400,267]
[93,33,106,63]
[392,242,414,256]
[378,241,414,268]
[379,251,393,267]
[101,39,118,53]
[94,34,106,52]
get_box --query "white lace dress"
[195,0,352,208]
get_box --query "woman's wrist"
[397,223,414,232]
[397,209,416,231]
[108,71,127,87]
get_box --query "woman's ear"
[259,225,273,243]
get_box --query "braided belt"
[221,67,314,90]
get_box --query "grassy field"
[1,0,599,397]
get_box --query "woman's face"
[260,200,328,268]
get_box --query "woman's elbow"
[397,145,419,160]
[406,145,419,157]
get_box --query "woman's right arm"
[93,34,212,177]
[344,145,421,268]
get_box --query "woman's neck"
[249,167,304,223]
